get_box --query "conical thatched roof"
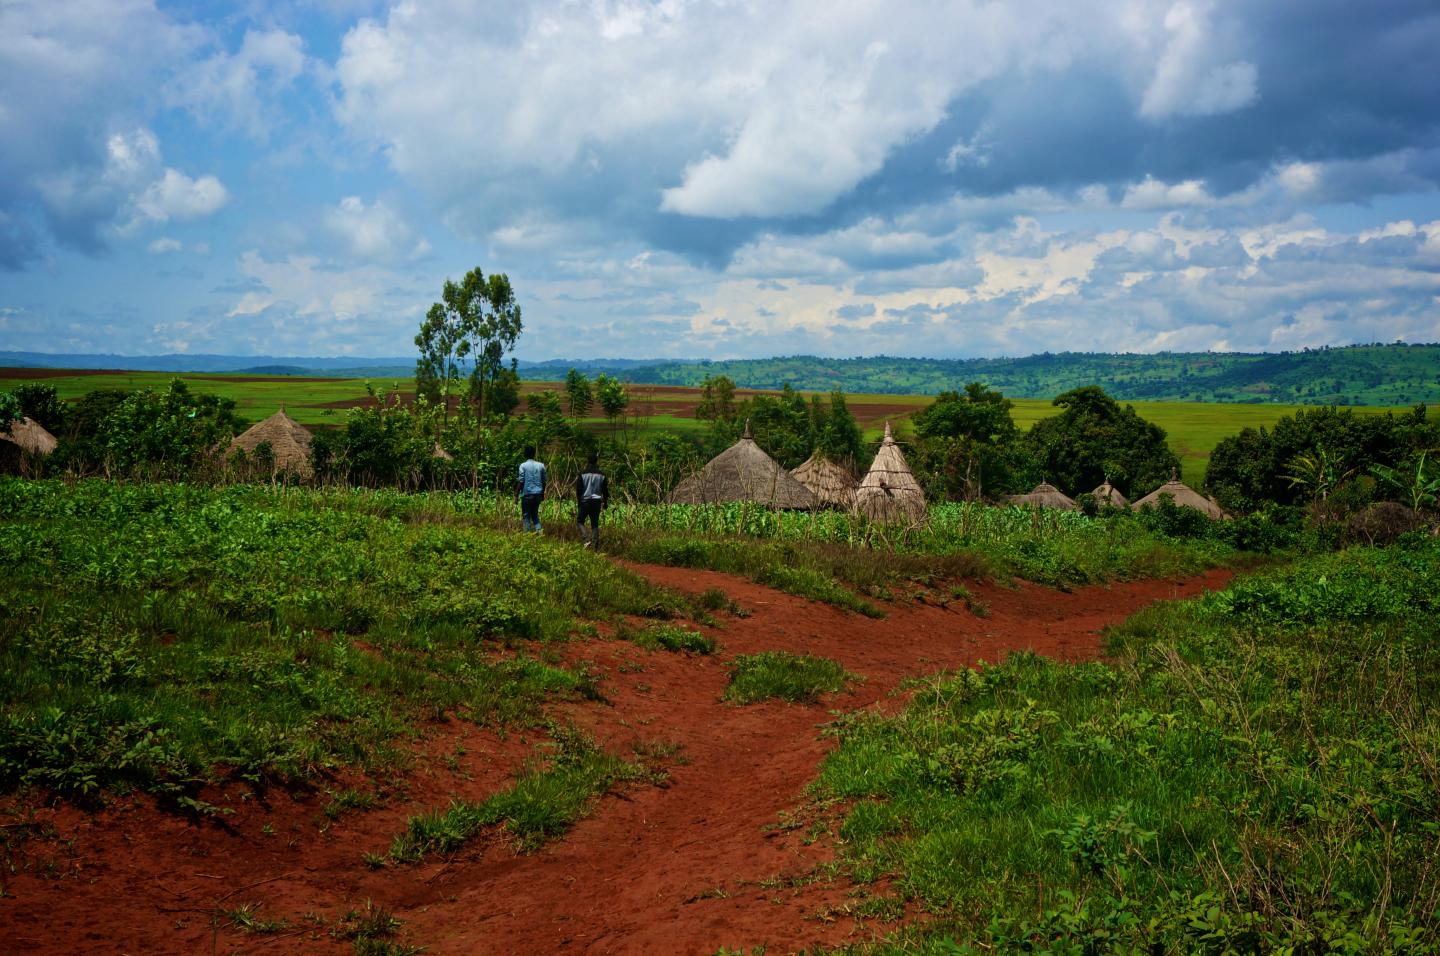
[669,424,818,509]
[1009,481,1077,510]
[856,422,926,524]
[231,406,313,477]
[1091,481,1129,508]
[791,450,857,509]
[1131,472,1225,519]
[432,442,453,461]
[1,416,58,456]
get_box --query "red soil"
[0,564,1230,954]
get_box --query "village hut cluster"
[1008,470,1225,519]
[670,420,928,524]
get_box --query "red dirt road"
[0,564,1230,955]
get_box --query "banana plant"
[1370,451,1440,511]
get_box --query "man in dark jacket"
[575,452,609,549]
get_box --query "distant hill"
[3,343,1436,406]
[616,344,1440,406]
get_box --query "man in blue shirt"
[517,445,547,533]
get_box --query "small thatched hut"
[1009,481,1077,510]
[1091,481,1129,509]
[1131,472,1225,520]
[1,416,58,457]
[791,450,858,509]
[669,424,818,509]
[230,406,313,478]
[856,422,926,524]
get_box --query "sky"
[1,0,1439,362]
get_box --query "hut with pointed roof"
[230,406,313,478]
[791,450,858,509]
[1009,481,1077,510]
[1,416,58,458]
[1131,471,1225,520]
[669,423,818,509]
[1091,481,1130,509]
[855,422,926,524]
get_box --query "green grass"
[724,652,853,705]
[627,622,718,655]
[814,536,1440,953]
[387,725,657,860]
[0,478,680,806]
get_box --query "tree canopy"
[1023,386,1179,497]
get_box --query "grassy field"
[1,367,1409,486]
[818,536,1440,951]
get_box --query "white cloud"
[170,28,309,137]
[147,237,182,254]
[1139,1,1257,119]
[324,195,428,261]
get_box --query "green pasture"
[1,367,1409,486]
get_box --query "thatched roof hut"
[1131,472,1225,520]
[791,450,857,509]
[856,422,926,524]
[1,416,58,457]
[669,424,818,509]
[1009,481,1077,510]
[231,406,313,478]
[1091,481,1130,509]
[432,442,453,461]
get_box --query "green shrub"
[724,652,852,704]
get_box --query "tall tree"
[415,267,523,427]
[595,374,630,431]
[564,368,594,418]
[1023,385,1179,497]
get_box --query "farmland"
[0,366,1410,485]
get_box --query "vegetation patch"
[0,479,677,807]
[388,725,661,861]
[627,622,718,655]
[724,652,853,705]
[816,537,1440,952]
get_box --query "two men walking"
[516,446,609,548]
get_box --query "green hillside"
[623,343,1440,406]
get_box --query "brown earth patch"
[0,367,125,379]
[0,563,1231,954]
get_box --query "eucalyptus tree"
[415,267,523,427]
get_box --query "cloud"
[0,1,203,255]
[147,237,182,254]
[35,128,228,249]
[169,28,310,138]
[323,195,429,261]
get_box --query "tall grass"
[816,535,1440,952]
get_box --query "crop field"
[0,366,1409,485]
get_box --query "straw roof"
[230,406,313,478]
[1131,472,1225,520]
[432,442,453,461]
[855,422,927,524]
[791,450,857,509]
[669,424,818,509]
[0,416,58,457]
[1091,481,1130,509]
[1009,481,1077,510]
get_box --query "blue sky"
[2,0,1438,361]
